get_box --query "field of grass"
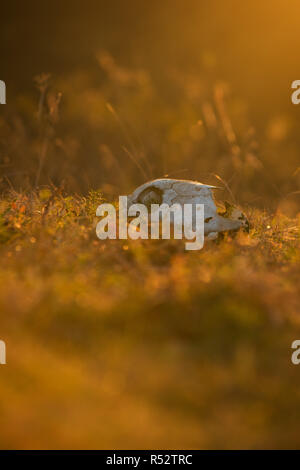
[1,0,300,450]
[0,187,299,449]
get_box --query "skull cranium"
[127,178,249,237]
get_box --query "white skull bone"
[127,178,249,236]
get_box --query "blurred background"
[0,0,300,210]
[0,0,300,450]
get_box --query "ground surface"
[1,1,300,448]
[0,190,299,449]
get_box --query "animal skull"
[127,178,249,238]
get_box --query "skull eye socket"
[137,187,163,208]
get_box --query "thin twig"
[212,173,236,203]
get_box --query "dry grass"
[0,13,300,446]
[0,188,299,449]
